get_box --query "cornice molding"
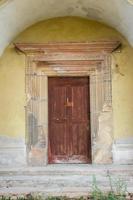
[14,41,121,55]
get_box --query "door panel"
[48,80,68,163]
[52,86,67,120]
[48,77,91,164]
[71,86,89,120]
[51,122,67,155]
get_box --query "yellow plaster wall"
[0,16,133,139]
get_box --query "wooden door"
[48,77,91,164]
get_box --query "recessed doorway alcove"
[15,41,120,166]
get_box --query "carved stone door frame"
[15,41,120,166]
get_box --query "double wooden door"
[48,77,91,164]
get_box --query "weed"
[90,173,127,200]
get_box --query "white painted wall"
[0,0,133,55]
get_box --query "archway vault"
[0,0,133,56]
[15,40,120,165]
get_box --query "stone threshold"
[0,164,133,170]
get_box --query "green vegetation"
[91,173,127,200]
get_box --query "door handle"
[65,97,73,107]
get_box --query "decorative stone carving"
[94,104,113,164]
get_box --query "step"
[0,164,133,175]
[0,165,132,197]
